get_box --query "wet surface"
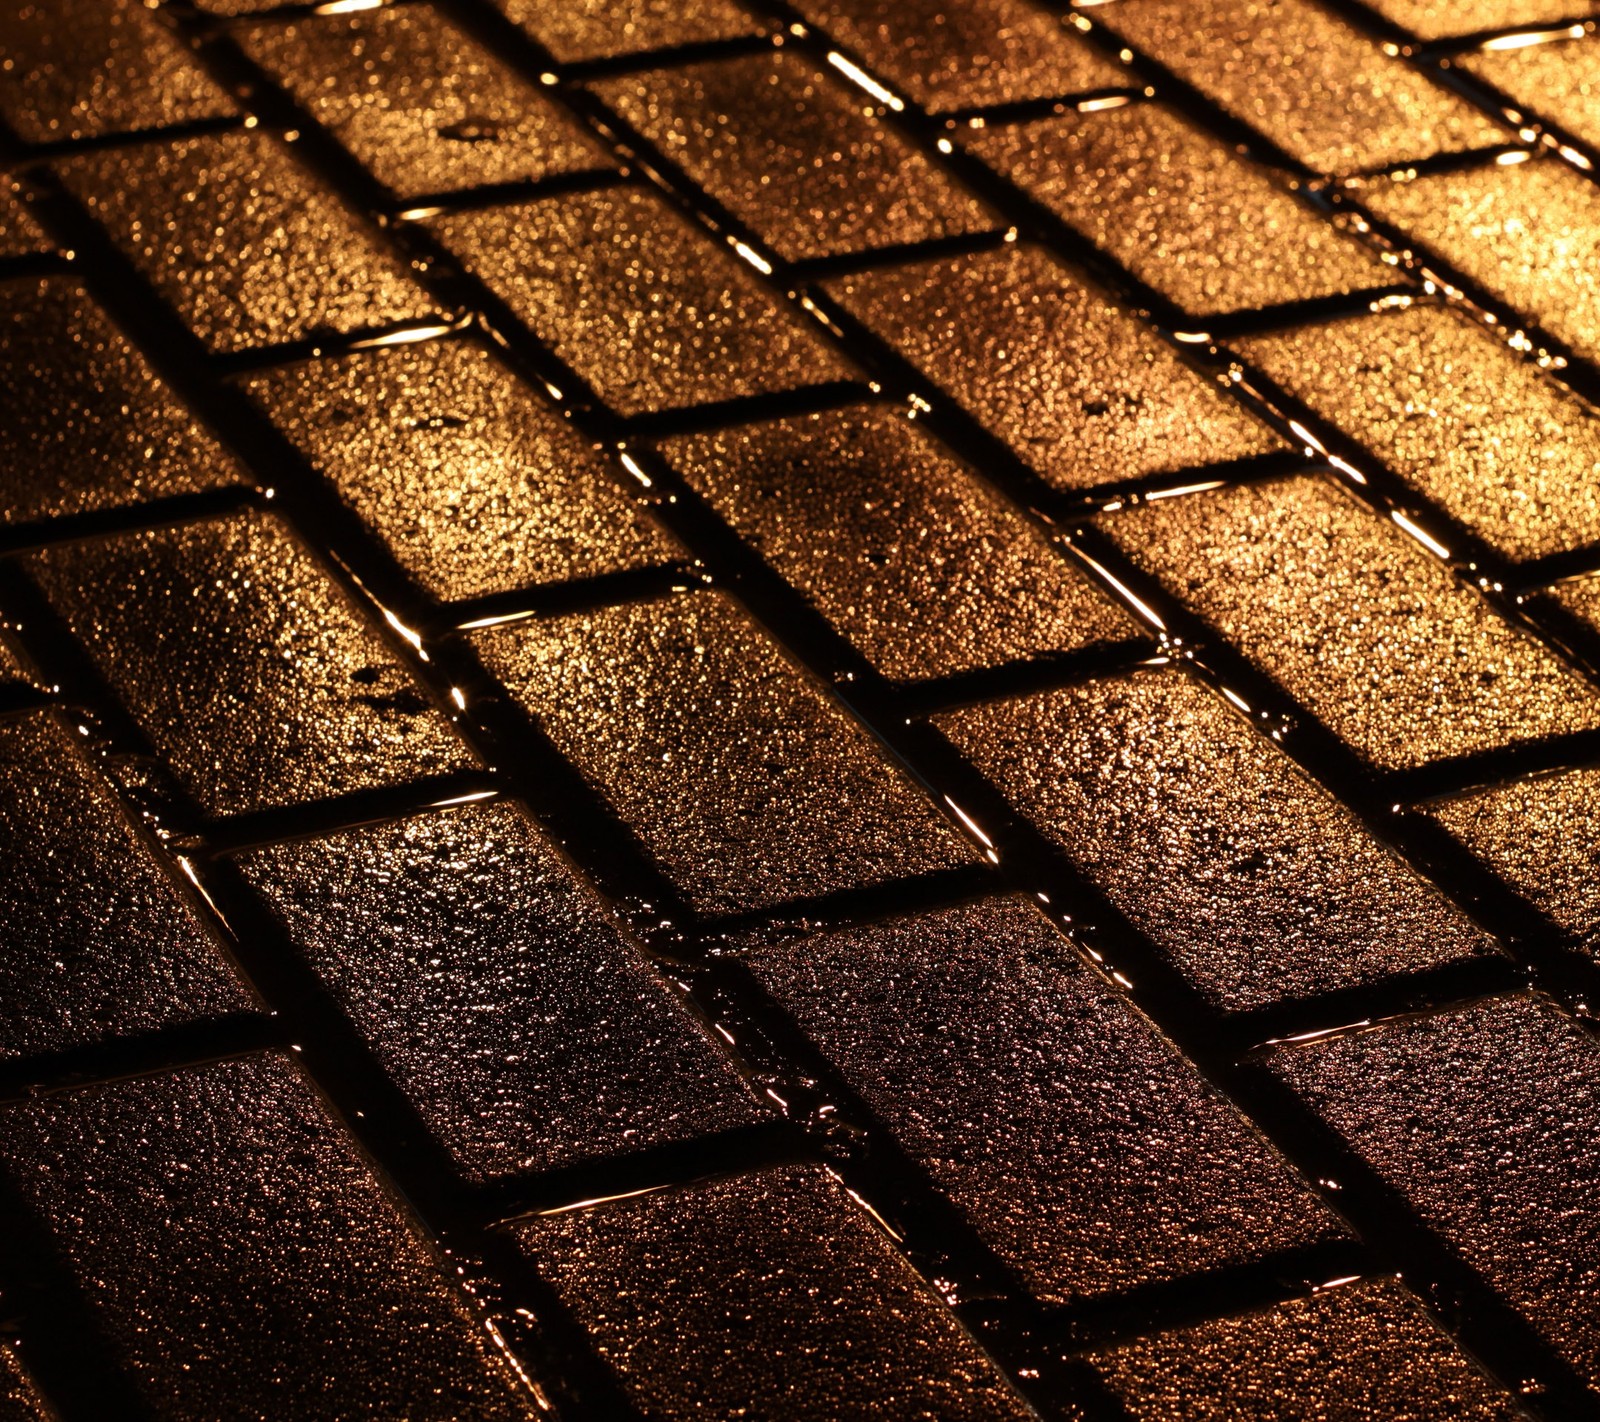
[514,1164,1034,1421]
[7,0,1600,1417]
[938,670,1498,1010]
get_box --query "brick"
[1100,0,1506,173]
[748,898,1341,1301]
[1367,0,1600,39]
[794,0,1126,113]
[237,801,760,1182]
[0,279,241,526]
[828,244,1283,491]
[0,1053,539,1419]
[1236,302,1600,562]
[1089,1277,1517,1420]
[0,0,230,144]
[969,103,1387,317]
[1104,476,1600,769]
[59,132,431,354]
[244,340,675,605]
[658,404,1134,682]
[514,1163,1032,1420]
[0,1348,50,1422]
[938,669,1497,1010]
[473,589,977,915]
[1272,994,1600,1387]
[430,186,848,416]
[0,712,248,1059]
[1555,571,1600,633]
[1362,157,1600,367]
[1428,765,1600,958]
[593,50,993,262]
[241,6,608,200]
[493,0,762,64]
[1468,35,1600,152]
[25,510,471,817]
[0,183,47,257]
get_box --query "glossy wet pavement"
[2,0,1600,1418]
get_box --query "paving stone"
[1362,156,1600,367]
[0,1348,51,1422]
[24,510,471,817]
[237,800,761,1182]
[658,404,1135,682]
[0,183,48,257]
[1272,994,1600,1388]
[58,131,431,354]
[1090,1277,1518,1420]
[1428,764,1600,959]
[1100,0,1507,173]
[0,279,242,526]
[0,711,249,1058]
[513,1163,1034,1421]
[0,0,230,144]
[828,243,1283,491]
[794,0,1127,113]
[492,0,763,64]
[969,102,1388,317]
[430,185,849,416]
[1104,476,1600,769]
[1236,302,1600,561]
[1555,571,1600,633]
[1468,35,1600,152]
[240,6,609,200]
[593,49,994,261]
[747,897,1342,1301]
[0,1053,540,1419]
[1365,0,1600,39]
[243,340,675,605]
[938,669,1498,1010]
[473,588,977,915]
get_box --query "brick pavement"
[2,0,1600,1418]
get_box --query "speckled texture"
[241,7,608,200]
[244,341,674,604]
[0,279,241,526]
[1556,571,1600,632]
[970,104,1387,317]
[0,1349,51,1422]
[1273,995,1600,1387]
[1237,303,1600,562]
[238,802,759,1182]
[0,713,248,1059]
[938,670,1497,1011]
[829,244,1283,490]
[431,187,847,416]
[1106,477,1600,769]
[515,1164,1033,1421]
[593,50,994,262]
[1367,0,1600,39]
[59,132,430,355]
[493,0,762,64]
[660,405,1134,682]
[1091,1277,1518,1420]
[1100,0,1507,174]
[1469,36,1600,152]
[795,0,1126,113]
[0,0,230,144]
[24,511,471,817]
[749,898,1341,1301]
[1363,158,1600,366]
[1428,766,1600,958]
[473,589,977,915]
[0,1054,538,1419]
[0,183,47,257]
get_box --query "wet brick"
[491,0,763,64]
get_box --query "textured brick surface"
[6,0,1600,1417]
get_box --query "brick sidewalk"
[2,0,1600,1417]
